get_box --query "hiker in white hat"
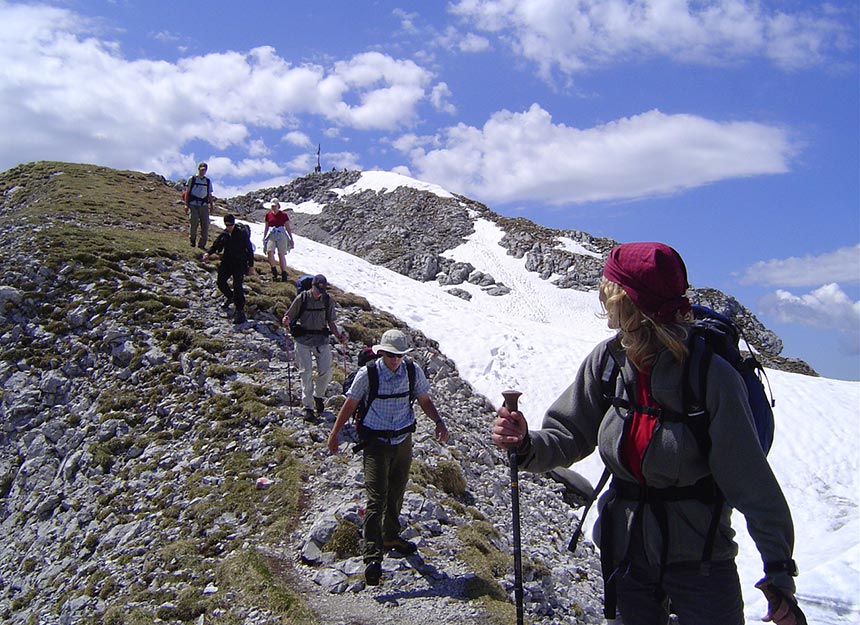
[262,197,293,282]
[327,328,449,586]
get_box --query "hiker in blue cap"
[493,242,805,625]
[282,274,346,419]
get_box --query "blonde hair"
[599,278,690,371]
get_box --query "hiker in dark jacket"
[203,214,254,324]
[327,329,449,587]
[492,242,805,625]
[184,161,214,249]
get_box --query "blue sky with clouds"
[1,0,857,379]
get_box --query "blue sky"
[1,0,857,379]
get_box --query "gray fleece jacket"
[519,336,796,591]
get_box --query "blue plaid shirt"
[347,358,430,445]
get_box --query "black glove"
[755,579,807,625]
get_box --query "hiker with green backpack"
[282,274,347,419]
[327,329,449,587]
[492,242,805,625]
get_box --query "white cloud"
[205,157,283,179]
[151,30,179,44]
[449,0,853,79]
[458,32,491,53]
[758,284,860,354]
[393,8,420,34]
[430,82,457,115]
[741,245,860,287]
[283,131,313,148]
[247,139,271,157]
[438,26,492,53]
[0,4,435,179]
[401,104,792,204]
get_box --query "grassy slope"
[0,162,327,624]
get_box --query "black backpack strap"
[296,290,309,320]
[406,359,416,399]
[600,335,635,412]
[682,334,724,574]
[566,339,629,555]
[567,467,611,553]
[351,363,379,453]
[684,332,714,456]
[366,361,379,407]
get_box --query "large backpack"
[187,175,210,204]
[342,347,379,394]
[233,222,255,254]
[568,305,776,619]
[296,274,314,293]
[351,359,418,452]
[289,276,330,337]
[683,305,775,453]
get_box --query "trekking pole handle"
[502,390,522,413]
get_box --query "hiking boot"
[281,270,288,283]
[383,537,417,556]
[302,407,316,421]
[233,310,247,324]
[314,396,325,416]
[190,237,195,248]
[364,560,382,586]
[271,266,279,281]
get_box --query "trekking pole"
[502,390,525,625]
[286,334,294,418]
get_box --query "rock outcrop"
[229,171,815,372]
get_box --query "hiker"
[184,161,214,249]
[327,329,449,586]
[281,274,347,418]
[202,214,255,324]
[492,242,804,625]
[262,197,293,282]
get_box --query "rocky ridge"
[228,171,816,376]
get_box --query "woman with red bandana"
[493,242,805,625]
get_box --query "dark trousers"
[615,521,744,625]
[362,436,412,562]
[216,264,245,311]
